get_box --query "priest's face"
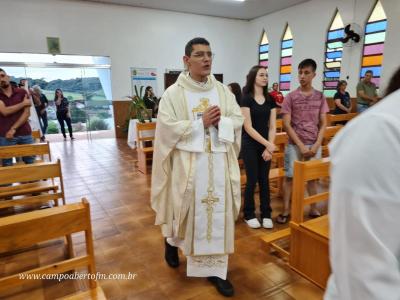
[184,44,213,81]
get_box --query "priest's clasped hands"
[202,105,221,128]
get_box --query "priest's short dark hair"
[185,37,210,56]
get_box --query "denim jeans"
[0,135,35,166]
[357,103,369,113]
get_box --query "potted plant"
[128,85,152,123]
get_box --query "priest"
[151,37,243,297]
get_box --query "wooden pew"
[326,97,357,113]
[261,159,331,288]
[326,113,358,126]
[0,142,51,164]
[31,130,41,142]
[290,215,330,289]
[0,160,64,207]
[136,122,156,174]
[0,199,106,299]
[321,126,343,158]
[276,119,283,133]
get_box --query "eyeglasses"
[191,51,215,60]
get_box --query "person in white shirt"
[325,67,400,300]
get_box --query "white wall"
[248,0,400,96]
[2,0,400,99]
[1,0,250,99]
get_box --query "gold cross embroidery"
[201,152,219,243]
[192,98,211,152]
[201,190,219,242]
[192,98,210,118]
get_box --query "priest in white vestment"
[324,78,400,300]
[151,38,243,297]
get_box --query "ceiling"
[79,0,311,20]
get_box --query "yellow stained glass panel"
[369,1,386,22]
[261,32,268,45]
[283,25,293,40]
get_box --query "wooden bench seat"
[0,199,105,299]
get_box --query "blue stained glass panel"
[280,74,291,82]
[325,71,340,78]
[326,51,342,59]
[366,20,387,33]
[259,44,269,52]
[360,66,381,77]
[328,29,344,40]
[281,40,293,49]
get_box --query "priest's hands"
[203,106,221,128]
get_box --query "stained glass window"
[259,31,269,68]
[279,25,293,95]
[360,0,387,88]
[323,10,344,98]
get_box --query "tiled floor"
[0,138,325,300]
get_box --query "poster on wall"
[130,67,158,97]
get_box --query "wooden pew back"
[0,199,102,297]
[0,160,65,206]
[276,119,284,133]
[326,113,358,126]
[31,130,41,142]
[291,158,330,223]
[321,126,343,158]
[136,122,156,174]
[136,122,156,148]
[0,161,61,184]
[0,142,51,162]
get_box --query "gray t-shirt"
[356,81,377,105]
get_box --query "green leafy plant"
[120,85,152,133]
[88,117,109,131]
[128,85,152,123]
[47,121,59,134]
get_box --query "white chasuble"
[176,87,230,279]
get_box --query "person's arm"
[347,93,353,112]
[64,98,71,118]
[358,89,376,104]
[5,107,31,139]
[241,107,275,153]
[268,108,277,144]
[310,113,327,155]
[334,98,350,113]
[43,94,49,108]
[0,96,31,117]
[282,113,311,158]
